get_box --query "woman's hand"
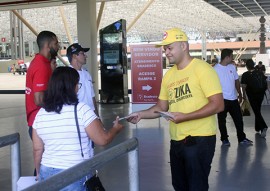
[113,116,124,132]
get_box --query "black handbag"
[74,104,106,191]
[84,171,105,191]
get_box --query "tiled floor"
[0,94,270,191]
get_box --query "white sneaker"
[261,128,267,138]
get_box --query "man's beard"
[50,48,58,58]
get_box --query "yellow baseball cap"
[156,28,188,47]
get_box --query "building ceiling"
[0,0,269,44]
[204,0,270,18]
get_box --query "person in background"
[66,43,99,117]
[11,63,16,75]
[127,28,224,191]
[255,61,266,74]
[241,59,268,137]
[214,49,253,146]
[231,60,238,71]
[211,58,218,67]
[25,30,60,140]
[32,67,124,191]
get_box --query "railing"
[23,137,139,191]
[0,133,21,191]
[0,90,25,94]
[0,89,133,94]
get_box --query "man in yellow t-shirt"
[127,28,224,191]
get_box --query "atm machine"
[99,19,129,103]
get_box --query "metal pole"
[127,0,155,32]
[11,10,69,66]
[128,148,139,191]
[97,1,105,31]
[59,6,73,44]
[11,137,21,191]
[24,138,138,191]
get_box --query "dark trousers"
[247,92,268,132]
[170,136,216,191]
[217,99,246,142]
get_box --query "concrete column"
[77,0,99,99]
[210,50,214,61]
[201,32,207,61]
[17,10,25,60]
[259,16,266,54]
[28,41,34,56]
[10,11,16,60]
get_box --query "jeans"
[247,92,268,132]
[217,99,246,142]
[39,164,88,191]
[170,135,216,191]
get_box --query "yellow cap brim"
[155,40,188,47]
[155,41,175,47]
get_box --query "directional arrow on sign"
[142,85,152,91]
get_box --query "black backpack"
[248,70,268,93]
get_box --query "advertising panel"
[131,44,163,104]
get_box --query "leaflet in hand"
[118,115,130,121]
[113,115,130,123]
[155,111,174,120]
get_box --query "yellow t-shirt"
[159,58,222,141]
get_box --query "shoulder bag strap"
[75,104,84,158]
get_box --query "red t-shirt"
[25,54,52,126]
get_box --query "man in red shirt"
[25,31,60,139]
